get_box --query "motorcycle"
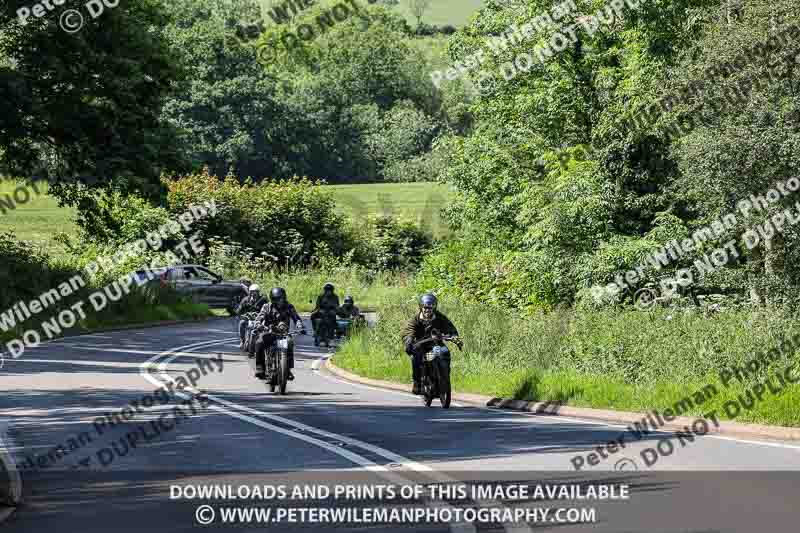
[334,313,366,339]
[312,308,337,347]
[257,322,302,395]
[239,312,259,357]
[413,332,461,409]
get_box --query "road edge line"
[324,359,800,443]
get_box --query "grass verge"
[335,297,800,428]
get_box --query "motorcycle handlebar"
[413,335,461,350]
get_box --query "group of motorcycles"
[236,286,458,409]
[237,306,365,396]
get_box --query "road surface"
[1,318,800,532]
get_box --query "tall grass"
[335,297,800,427]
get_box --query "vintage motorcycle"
[334,313,366,339]
[312,309,337,347]
[256,322,301,395]
[412,332,461,409]
[239,312,259,358]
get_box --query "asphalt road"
[2,318,800,532]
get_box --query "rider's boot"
[412,380,421,395]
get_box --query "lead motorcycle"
[256,322,302,395]
[412,332,461,408]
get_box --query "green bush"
[206,237,414,312]
[166,168,355,266]
[415,238,563,313]
[0,232,211,345]
[0,232,76,312]
[367,215,432,271]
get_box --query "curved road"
[1,318,800,532]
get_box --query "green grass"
[211,262,416,313]
[326,182,453,237]
[334,296,800,428]
[394,0,485,27]
[0,180,77,255]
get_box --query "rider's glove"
[454,337,464,350]
[404,340,415,356]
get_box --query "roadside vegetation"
[336,296,800,427]
[0,231,211,346]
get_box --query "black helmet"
[270,287,287,304]
[323,282,334,292]
[344,295,354,305]
[419,293,438,310]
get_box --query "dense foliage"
[424,0,800,311]
[0,0,187,229]
[164,169,432,270]
[336,293,800,426]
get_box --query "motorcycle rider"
[237,284,267,349]
[311,282,340,347]
[336,295,361,319]
[253,287,306,381]
[401,293,462,395]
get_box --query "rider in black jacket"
[253,287,305,380]
[401,293,462,395]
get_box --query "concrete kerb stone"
[324,358,800,442]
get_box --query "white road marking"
[141,338,534,533]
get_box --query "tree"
[0,0,187,231]
[406,0,431,27]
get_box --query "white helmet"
[249,284,260,293]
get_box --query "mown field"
[326,182,452,237]
[0,180,78,254]
[392,0,484,27]
[0,179,450,253]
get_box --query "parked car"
[132,265,248,315]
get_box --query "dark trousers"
[255,333,294,373]
[239,320,248,344]
[409,349,423,384]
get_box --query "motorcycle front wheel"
[422,370,434,407]
[438,360,452,409]
[278,349,289,395]
[267,349,277,392]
